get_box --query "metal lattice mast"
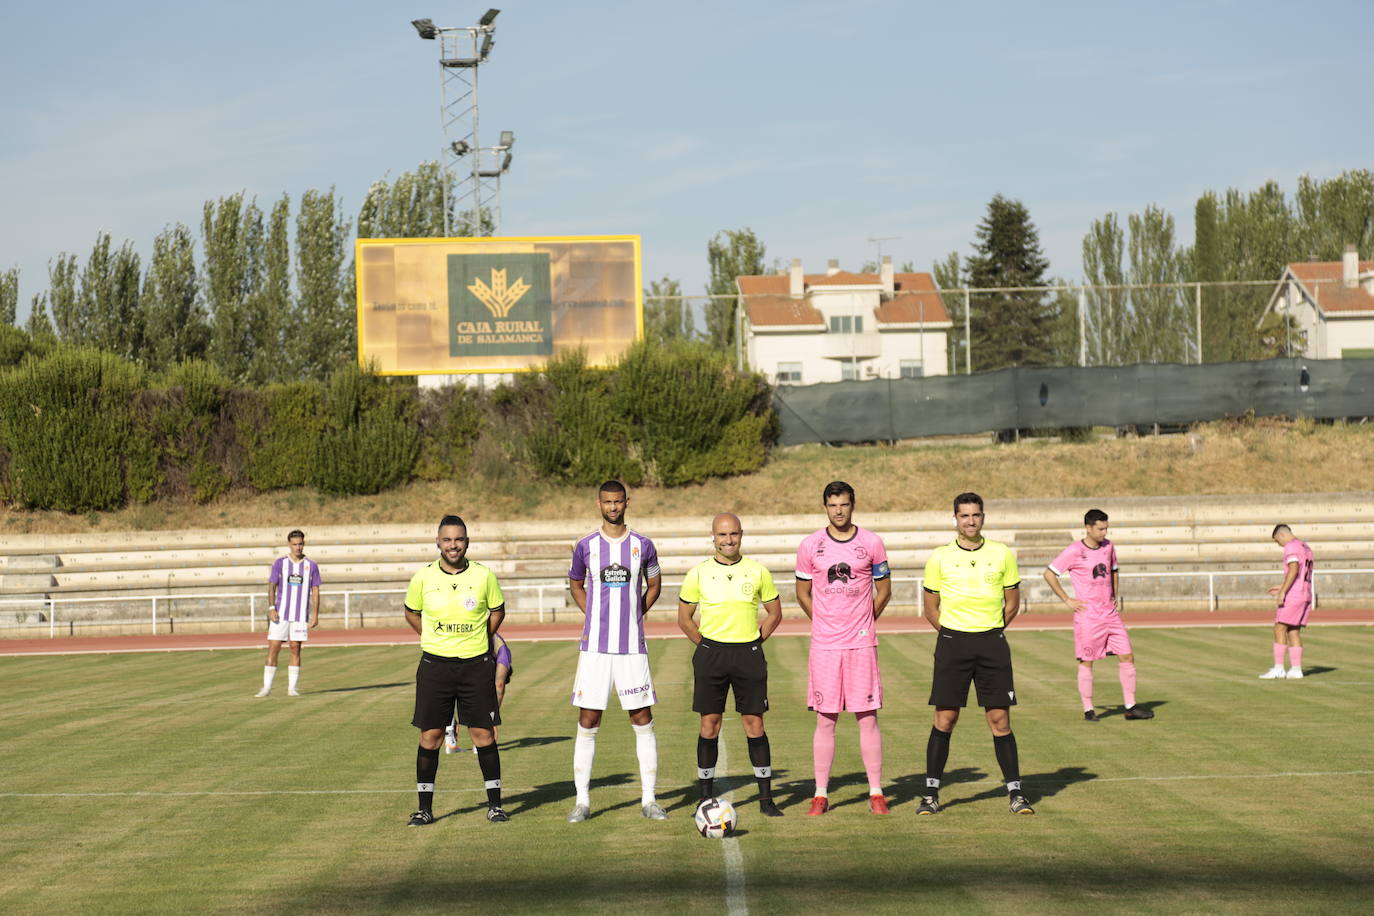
[411,10,514,237]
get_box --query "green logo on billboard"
[447,253,553,356]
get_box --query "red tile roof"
[743,295,824,327]
[738,270,951,326]
[1287,261,1374,313]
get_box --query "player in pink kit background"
[1261,524,1314,680]
[1044,509,1154,721]
[795,481,893,816]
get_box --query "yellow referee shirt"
[922,539,1019,633]
[404,560,505,658]
[679,556,779,643]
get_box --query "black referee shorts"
[693,637,769,716]
[928,627,1017,709]
[413,650,502,730]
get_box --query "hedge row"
[0,340,775,512]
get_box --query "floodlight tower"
[411,10,515,236]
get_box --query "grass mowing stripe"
[716,732,749,916]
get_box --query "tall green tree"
[245,194,292,383]
[26,293,56,342]
[47,253,80,342]
[932,251,965,372]
[294,187,353,380]
[965,195,1057,369]
[705,228,767,351]
[1082,213,1129,365]
[0,267,17,326]
[643,276,693,343]
[1294,169,1374,261]
[1127,206,1189,363]
[142,223,209,369]
[357,162,450,239]
[202,193,265,382]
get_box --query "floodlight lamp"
[411,18,438,39]
[451,140,471,156]
[480,34,494,58]
[501,151,513,171]
[479,8,500,26]
[498,130,515,149]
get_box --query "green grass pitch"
[2,627,1372,914]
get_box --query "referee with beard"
[404,515,509,826]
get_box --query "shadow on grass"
[1098,699,1168,719]
[932,765,1097,809]
[665,769,797,813]
[312,682,409,694]
[1300,666,1337,677]
[302,858,1374,911]
[497,735,570,750]
[438,772,638,819]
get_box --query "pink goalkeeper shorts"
[1074,613,1133,661]
[808,645,883,713]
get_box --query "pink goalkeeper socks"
[1118,661,1137,708]
[856,711,883,793]
[1273,643,1287,667]
[1289,646,1303,669]
[812,712,838,796]
[1077,665,1094,710]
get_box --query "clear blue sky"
[3,0,1372,319]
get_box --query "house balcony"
[819,332,882,360]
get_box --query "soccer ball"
[694,797,737,838]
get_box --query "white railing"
[0,570,1365,638]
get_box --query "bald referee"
[677,513,785,817]
[403,515,509,826]
[918,493,1034,816]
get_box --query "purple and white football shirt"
[269,557,321,622]
[568,530,660,654]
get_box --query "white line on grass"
[716,734,748,916]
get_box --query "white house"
[1265,245,1374,359]
[737,257,952,385]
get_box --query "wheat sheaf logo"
[467,268,531,319]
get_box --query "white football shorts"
[267,618,310,642]
[570,650,656,710]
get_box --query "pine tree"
[964,195,1056,369]
[294,187,353,380]
[202,193,265,382]
[0,267,17,326]
[142,223,210,369]
[643,276,693,343]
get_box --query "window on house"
[828,315,864,333]
[841,361,861,381]
[899,359,923,379]
[776,362,803,383]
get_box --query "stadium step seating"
[3,492,1372,633]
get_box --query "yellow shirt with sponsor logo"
[922,539,1020,633]
[404,560,504,658]
[679,556,780,643]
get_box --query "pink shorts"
[1074,613,1133,661]
[808,646,882,713]
[1276,598,1312,627]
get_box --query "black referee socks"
[925,726,952,794]
[992,732,1021,794]
[747,734,773,799]
[416,744,440,812]
[476,743,502,808]
[697,736,719,798]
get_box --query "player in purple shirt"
[565,480,666,823]
[1044,509,1153,721]
[1261,524,1315,679]
[255,529,320,697]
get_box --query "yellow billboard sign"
[355,235,642,375]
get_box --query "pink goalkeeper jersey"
[1048,539,1118,615]
[1282,538,1314,607]
[795,527,890,649]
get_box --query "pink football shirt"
[795,527,890,649]
[1048,539,1117,615]
[1282,538,1314,607]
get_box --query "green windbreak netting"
[773,358,1374,444]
